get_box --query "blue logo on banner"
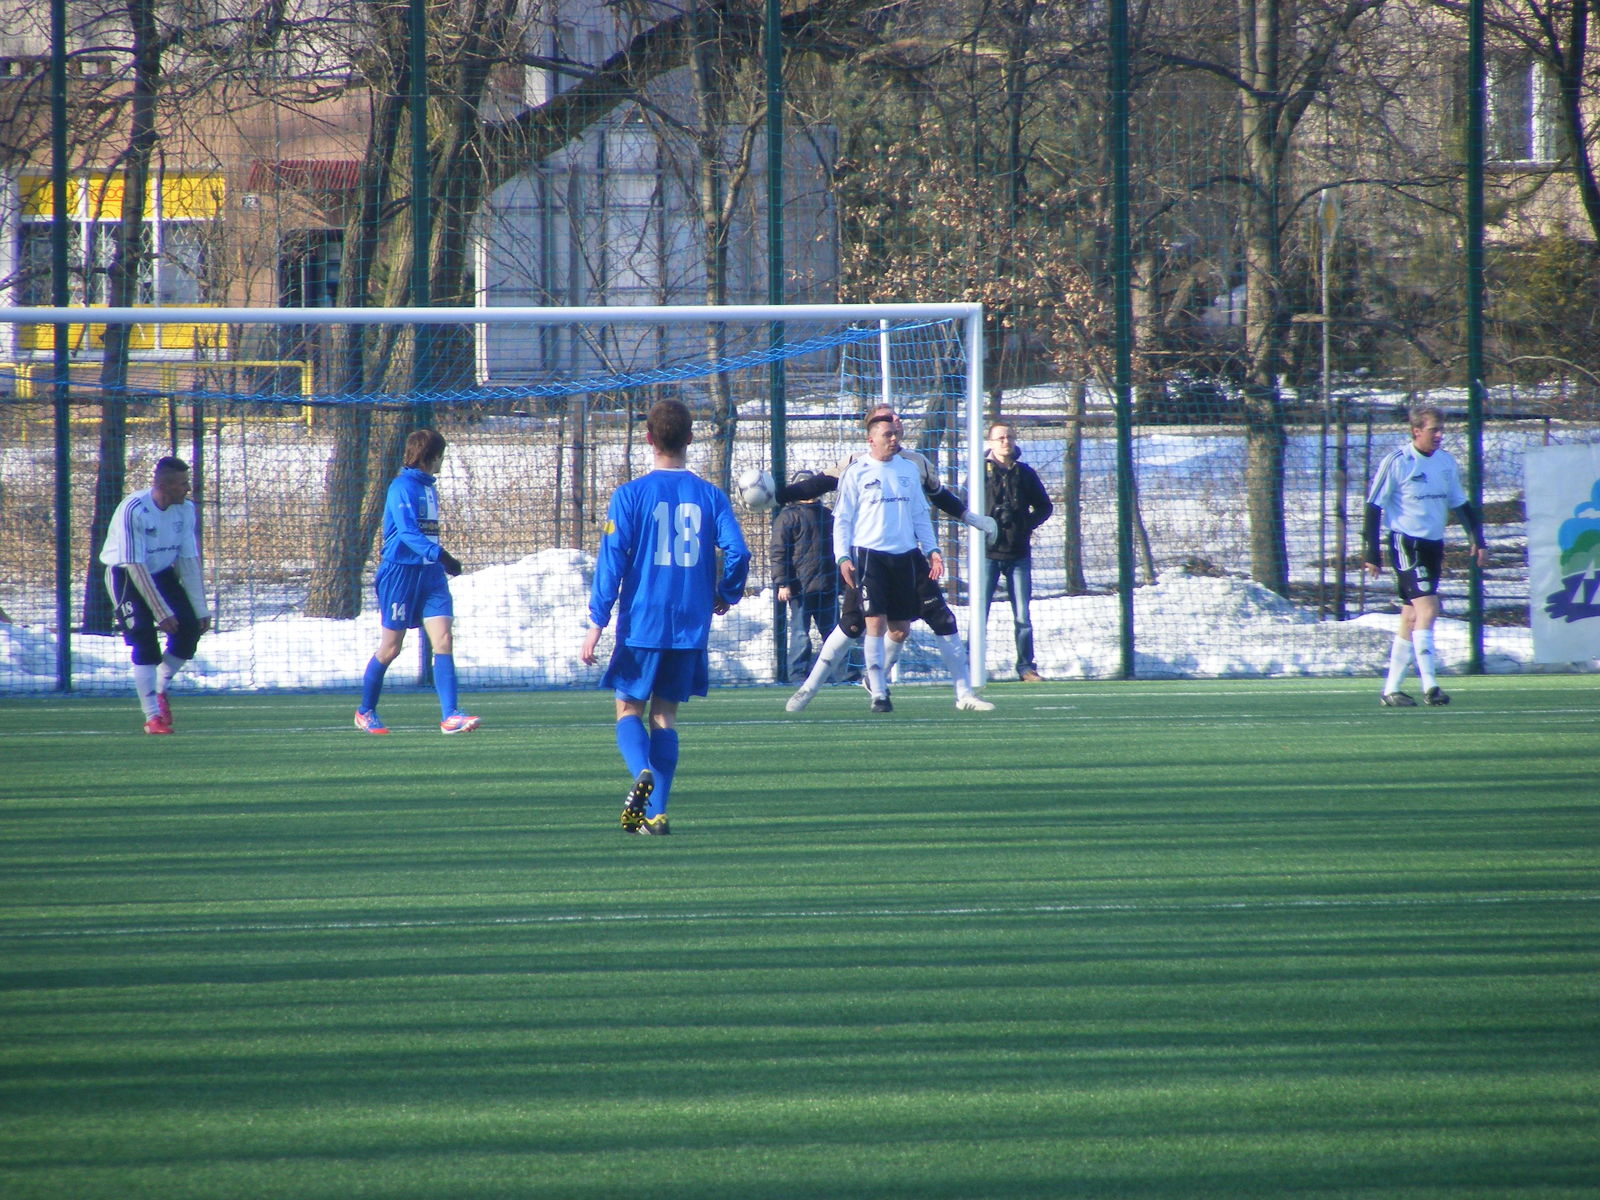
[1546,478,1600,624]
[1546,570,1600,623]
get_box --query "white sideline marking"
[4,892,1592,944]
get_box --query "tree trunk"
[1238,0,1290,594]
[1555,0,1600,249]
[693,11,737,494]
[81,0,160,634]
[305,74,407,618]
[1060,377,1088,594]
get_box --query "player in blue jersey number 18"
[581,400,750,835]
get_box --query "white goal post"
[1,302,993,692]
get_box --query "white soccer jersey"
[1365,443,1467,540]
[831,445,942,495]
[100,488,208,618]
[833,452,938,559]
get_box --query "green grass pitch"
[1,676,1595,1199]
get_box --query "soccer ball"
[737,468,777,510]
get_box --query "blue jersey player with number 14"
[354,428,480,736]
[581,400,750,835]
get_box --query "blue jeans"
[985,555,1035,676]
[787,591,838,680]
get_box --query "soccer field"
[2,677,1595,1199]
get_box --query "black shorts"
[853,548,922,621]
[839,551,955,635]
[107,566,204,665]
[1388,532,1444,602]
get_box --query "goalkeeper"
[353,429,480,735]
[759,405,997,713]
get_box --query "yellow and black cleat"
[620,769,653,832]
[636,814,671,837]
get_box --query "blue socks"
[615,717,680,818]
[433,653,459,718]
[616,715,652,778]
[647,727,679,818]
[364,652,460,719]
[360,656,388,713]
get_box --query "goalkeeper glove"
[438,549,463,576]
[961,510,999,546]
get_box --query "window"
[278,228,343,307]
[16,171,220,304]
[13,170,223,351]
[1488,55,1561,164]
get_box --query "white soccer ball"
[738,468,777,511]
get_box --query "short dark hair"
[404,428,447,468]
[647,399,693,455]
[866,412,895,433]
[154,455,189,476]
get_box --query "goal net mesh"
[0,308,993,693]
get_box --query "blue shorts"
[374,559,454,630]
[602,644,709,704]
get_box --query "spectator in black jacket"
[770,471,840,682]
[983,423,1053,681]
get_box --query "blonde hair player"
[1361,405,1488,707]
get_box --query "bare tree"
[305,0,887,616]
[1148,0,1389,594]
[1432,0,1600,246]
[36,0,300,631]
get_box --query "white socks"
[864,635,887,699]
[796,625,855,694]
[134,663,161,718]
[1385,630,1440,693]
[884,635,904,683]
[1411,628,1439,691]
[936,633,973,698]
[1384,636,1412,695]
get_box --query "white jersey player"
[1361,405,1487,707]
[778,408,995,713]
[99,457,211,733]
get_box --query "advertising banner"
[1526,443,1600,663]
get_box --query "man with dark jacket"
[770,471,839,682]
[983,423,1053,681]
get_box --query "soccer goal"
[0,302,990,693]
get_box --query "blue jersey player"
[580,399,750,835]
[354,429,481,735]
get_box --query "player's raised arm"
[774,471,838,507]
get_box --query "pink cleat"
[354,709,390,735]
[440,711,481,735]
